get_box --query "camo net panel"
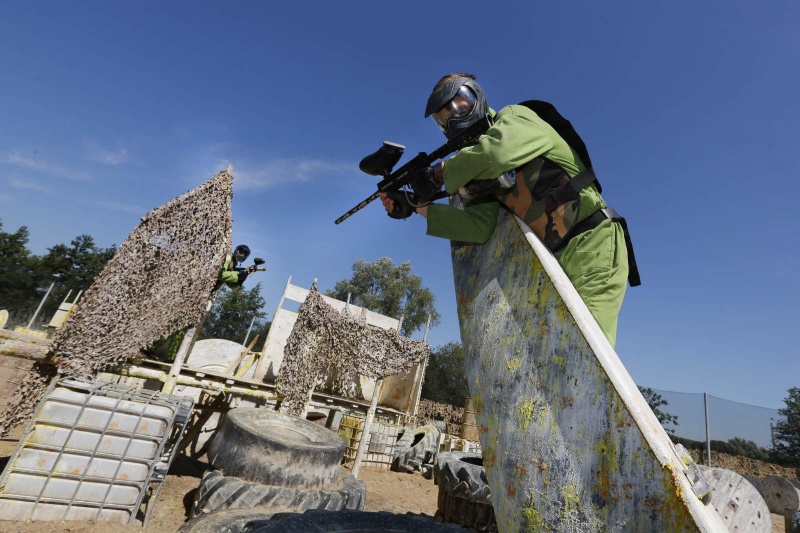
[277,282,430,416]
[0,170,233,437]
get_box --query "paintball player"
[380,73,639,347]
[217,244,255,289]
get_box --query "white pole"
[704,393,711,467]
[27,281,56,329]
[242,316,256,346]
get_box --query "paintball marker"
[238,257,266,275]
[335,114,492,224]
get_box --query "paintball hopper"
[359,141,405,177]
[253,258,265,266]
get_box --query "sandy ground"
[0,423,788,533]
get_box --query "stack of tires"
[190,407,365,519]
[391,424,441,475]
[433,451,497,532]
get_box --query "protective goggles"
[431,85,477,133]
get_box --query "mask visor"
[431,86,477,133]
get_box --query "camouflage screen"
[277,282,430,416]
[0,170,233,436]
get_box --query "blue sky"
[2,1,798,410]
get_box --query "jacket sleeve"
[426,196,500,244]
[442,105,554,194]
[218,256,239,284]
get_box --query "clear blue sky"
[2,1,798,410]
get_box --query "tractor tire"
[207,407,346,490]
[247,509,476,532]
[434,451,492,504]
[191,469,365,517]
[436,485,497,532]
[178,505,296,532]
[390,424,440,473]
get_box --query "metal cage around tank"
[0,376,194,527]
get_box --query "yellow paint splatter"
[519,398,535,430]
[506,358,521,372]
[522,506,546,532]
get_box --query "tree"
[325,257,440,337]
[638,386,679,435]
[200,283,270,344]
[0,220,42,325]
[771,387,800,467]
[37,234,116,325]
[421,341,470,407]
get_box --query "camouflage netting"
[277,282,430,416]
[0,170,233,436]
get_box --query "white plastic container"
[0,377,193,525]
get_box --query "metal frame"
[0,377,193,527]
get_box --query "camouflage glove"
[385,190,417,220]
[409,161,445,202]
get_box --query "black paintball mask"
[424,77,488,139]
[233,244,250,263]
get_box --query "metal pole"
[770,418,776,451]
[703,392,711,467]
[27,281,56,329]
[242,316,256,346]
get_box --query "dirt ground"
[0,424,439,533]
[0,423,789,533]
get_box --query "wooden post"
[410,314,432,418]
[162,300,212,394]
[352,379,384,479]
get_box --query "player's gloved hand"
[384,190,417,220]
[236,270,249,285]
[409,161,445,202]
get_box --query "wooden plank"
[451,209,727,532]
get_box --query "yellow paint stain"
[473,394,484,414]
[550,354,566,369]
[519,399,535,430]
[522,506,546,532]
[506,358,521,372]
[559,483,585,524]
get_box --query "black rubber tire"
[436,485,497,532]
[191,469,365,517]
[248,509,475,532]
[434,451,491,504]
[207,407,346,490]
[390,424,440,473]
[178,505,297,532]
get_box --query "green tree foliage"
[38,235,117,322]
[672,435,770,463]
[0,218,116,328]
[771,387,800,467]
[421,341,469,407]
[325,257,440,337]
[0,220,40,323]
[638,386,679,435]
[200,283,270,345]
